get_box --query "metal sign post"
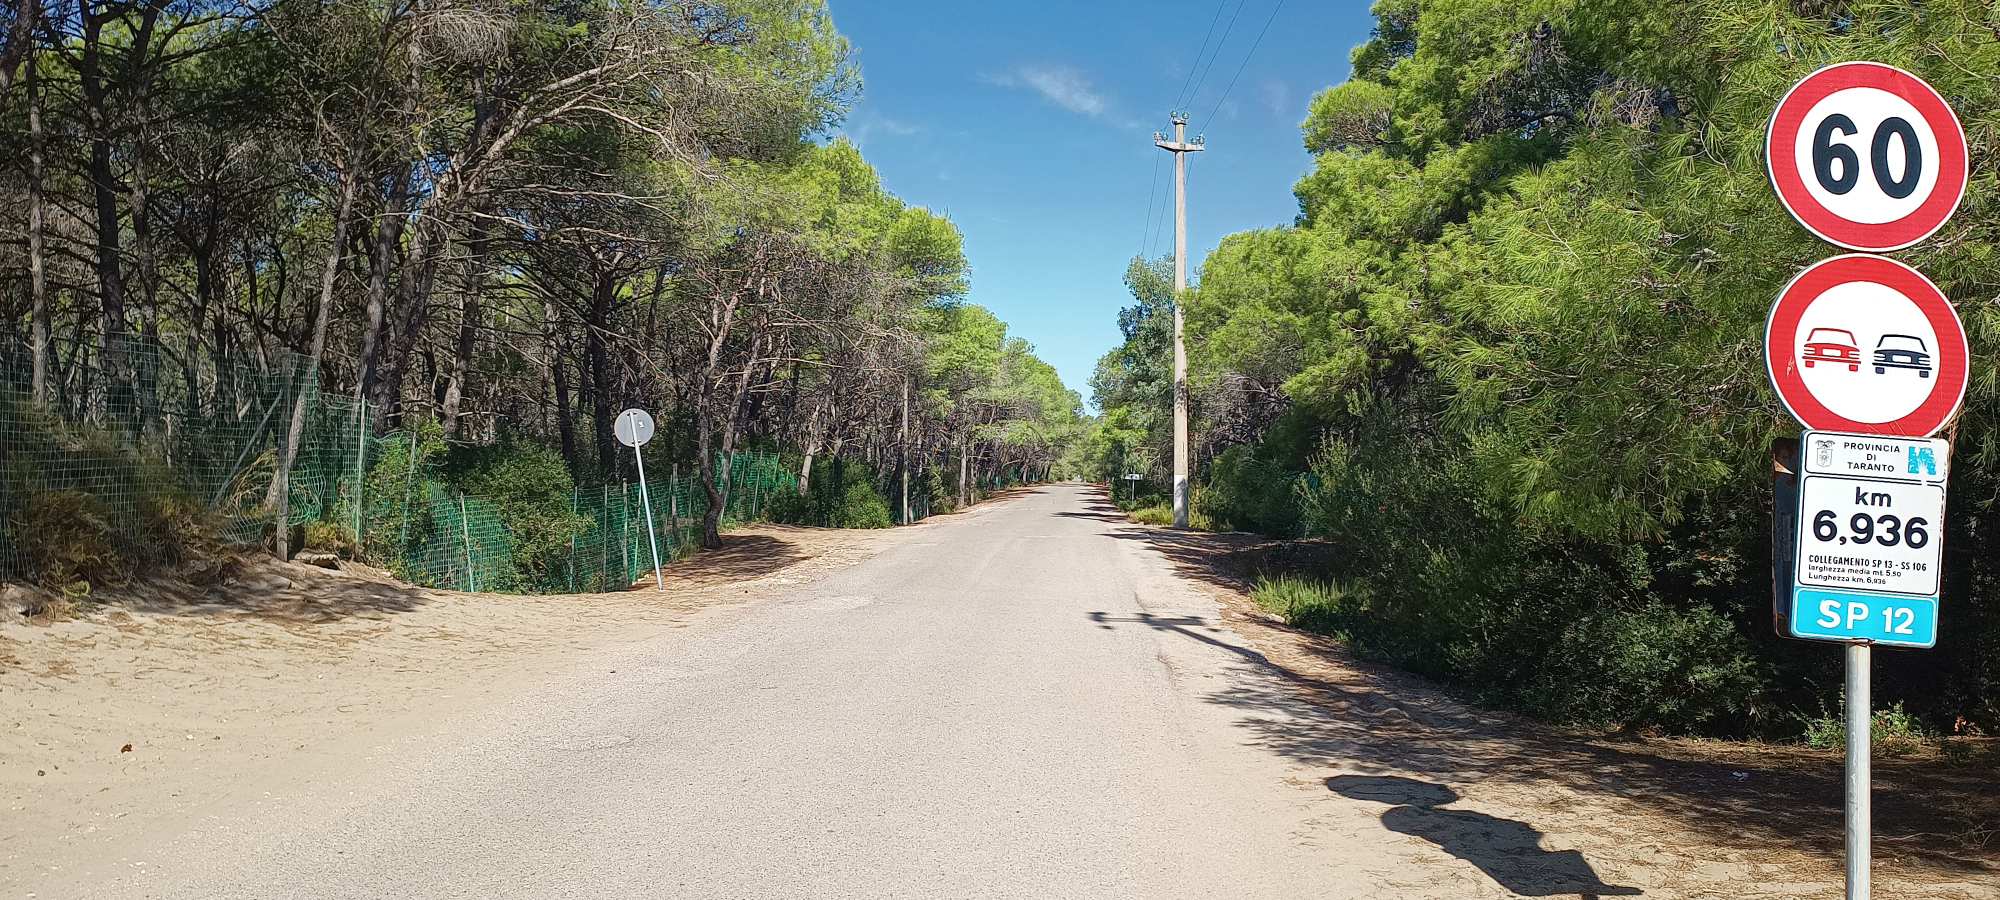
[1845,640,1870,897]
[1765,61,1969,900]
[615,408,664,593]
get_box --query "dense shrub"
[1278,419,1773,734]
[767,457,894,529]
[445,440,589,590]
[1194,410,1317,535]
[1,396,229,592]
[8,490,121,592]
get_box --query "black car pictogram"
[1873,334,1932,378]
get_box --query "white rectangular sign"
[1795,474,1944,597]
[1801,431,1948,484]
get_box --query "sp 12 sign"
[1788,431,1947,648]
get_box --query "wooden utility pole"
[1154,112,1203,528]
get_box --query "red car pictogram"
[1801,327,1860,372]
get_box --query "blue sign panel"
[1790,587,1938,649]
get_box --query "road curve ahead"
[53,484,1464,899]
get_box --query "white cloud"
[1261,80,1290,117]
[842,112,924,149]
[985,64,1115,120]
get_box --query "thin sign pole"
[1846,641,1871,900]
[633,443,665,593]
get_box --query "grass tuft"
[1252,574,1357,638]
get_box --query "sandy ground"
[1120,511,2000,899]
[0,523,896,889]
[0,486,1994,899]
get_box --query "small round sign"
[1767,62,1968,252]
[614,408,655,448]
[1766,255,1967,437]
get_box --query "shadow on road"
[1056,510,1135,523]
[1328,775,1642,898]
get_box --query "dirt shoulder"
[0,523,897,886]
[1092,490,1998,899]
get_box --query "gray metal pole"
[1846,641,1871,900]
[633,444,665,592]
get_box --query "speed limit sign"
[1767,62,1968,251]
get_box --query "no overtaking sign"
[1764,254,1968,437]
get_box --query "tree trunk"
[586,270,617,475]
[547,298,578,477]
[356,166,411,420]
[699,326,765,548]
[27,41,49,404]
[957,428,970,508]
[797,398,825,496]
[268,159,363,557]
[440,222,490,438]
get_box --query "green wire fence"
[0,334,793,595]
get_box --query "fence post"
[351,398,367,545]
[601,483,611,591]
[399,432,417,552]
[459,492,476,592]
[670,462,680,545]
[567,488,578,593]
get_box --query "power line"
[1173,0,1232,109]
[1199,0,1287,130]
[1185,0,1249,113]
[1138,152,1162,259]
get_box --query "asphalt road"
[44,484,1440,898]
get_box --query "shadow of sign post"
[1328,775,1642,898]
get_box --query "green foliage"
[1128,505,1174,527]
[301,521,358,558]
[1253,574,1357,638]
[1801,703,1931,757]
[1089,0,2000,736]
[0,394,230,592]
[768,457,894,529]
[444,441,590,590]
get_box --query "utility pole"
[1154,112,1203,528]
[899,375,911,524]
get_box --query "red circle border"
[1765,254,1968,436]
[1766,62,1968,252]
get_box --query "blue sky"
[826,1,1376,406]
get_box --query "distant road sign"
[614,408,656,448]
[1765,255,1967,436]
[1767,62,1968,251]
[1122,473,1143,481]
